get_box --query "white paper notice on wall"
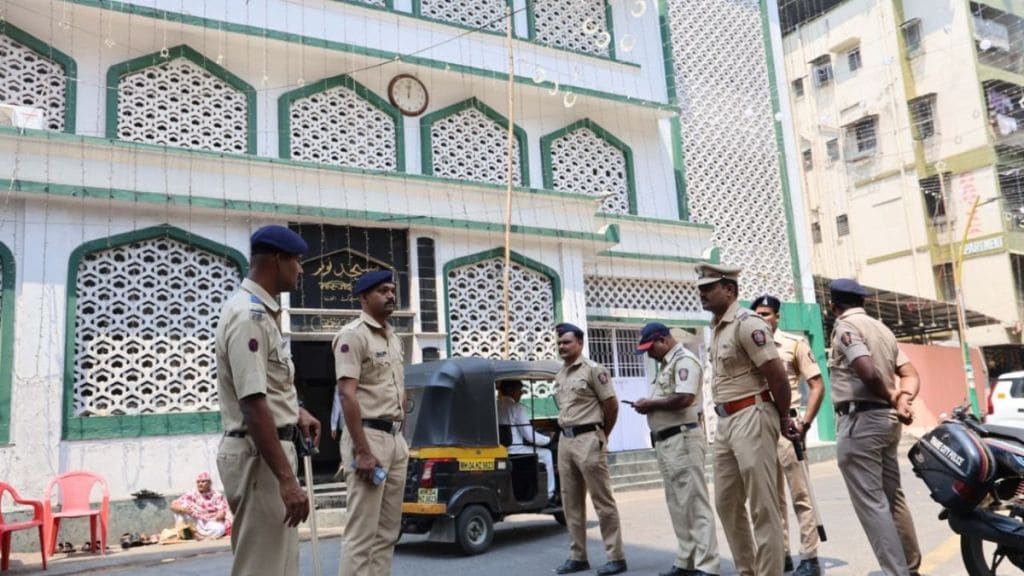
[0,104,45,130]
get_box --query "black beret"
[250,225,308,256]
[353,270,394,296]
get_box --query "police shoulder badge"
[340,343,350,353]
[677,367,689,382]
[751,329,767,347]
[840,332,853,347]
[248,338,259,352]
[598,371,609,385]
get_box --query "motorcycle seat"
[983,424,1024,445]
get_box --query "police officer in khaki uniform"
[633,322,719,576]
[827,279,921,576]
[750,295,824,576]
[215,225,321,576]
[553,322,627,576]
[333,270,408,576]
[697,263,798,576]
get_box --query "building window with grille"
[847,46,862,72]
[909,94,937,140]
[934,263,956,301]
[588,327,645,379]
[802,148,813,171]
[811,55,834,87]
[920,174,948,223]
[792,77,805,98]
[844,116,878,160]
[902,19,922,56]
[811,221,822,243]
[826,138,840,162]
[837,214,850,236]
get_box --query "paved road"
[101,449,1000,575]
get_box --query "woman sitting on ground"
[169,472,232,539]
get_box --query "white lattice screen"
[532,0,610,56]
[72,237,241,417]
[0,32,67,131]
[288,84,398,170]
[548,127,629,214]
[447,257,555,363]
[419,0,508,32]
[585,276,702,313]
[429,106,522,186]
[116,57,249,153]
[668,0,796,300]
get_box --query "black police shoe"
[554,559,590,574]
[783,556,794,572]
[658,567,687,576]
[596,560,628,575]
[793,558,821,576]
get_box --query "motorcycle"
[909,403,1024,575]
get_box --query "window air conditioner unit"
[0,104,45,130]
[975,17,1010,51]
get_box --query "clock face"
[389,75,429,116]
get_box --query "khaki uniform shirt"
[555,357,615,428]
[332,312,405,422]
[646,343,702,432]
[828,307,909,404]
[710,300,780,404]
[215,279,298,431]
[775,330,821,409]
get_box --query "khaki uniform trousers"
[836,410,921,576]
[655,428,719,574]
[558,429,625,562]
[713,401,783,576]
[339,428,409,576]
[776,438,819,559]
[217,436,300,576]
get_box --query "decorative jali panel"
[72,237,241,417]
[548,127,629,214]
[289,84,398,170]
[429,106,522,186]
[447,258,556,364]
[667,0,796,300]
[531,0,610,56]
[0,32,67,131]
[419,0,508,32]
[116,57,249,153]
[584,276,701,313]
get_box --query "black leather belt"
[560,423,601,438]
[362,418,399,434]
[835,400,891,417]
[650,423,699,445]
[225,425,297,441]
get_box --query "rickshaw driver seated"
[497,380,557,506]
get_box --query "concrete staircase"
[608,449,663,493]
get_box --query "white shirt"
[496,396,550,447]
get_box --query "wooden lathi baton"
[790,409,827,542]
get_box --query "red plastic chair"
[0,482,46,571]
[43,472,108,557]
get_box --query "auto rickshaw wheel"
[553,511,566,526]
[455,505,494,555]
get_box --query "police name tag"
[458,459,495,471]
[417,488,438,504]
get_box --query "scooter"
[909,403,1024,575]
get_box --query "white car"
[986,371,1024,427]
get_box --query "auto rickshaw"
[400,357,565,555]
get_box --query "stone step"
[610,470,663,487]
[606,448,657,465]
[608,459,660,477]
[614,479,664,493]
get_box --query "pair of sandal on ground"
[119,532,160,549]
[55,540,104,553]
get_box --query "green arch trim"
[540,118,638,215]
[63,225,248,440]
[420,97,530,187]
[0,241,15,443]
[105,45,257,155]
[0,21,78,133]
[277,73,405,171]
[441,247,563,357]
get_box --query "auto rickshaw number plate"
[418,488,438,503]
[458,459,495,471]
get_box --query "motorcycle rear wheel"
[961,535,1024,575]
